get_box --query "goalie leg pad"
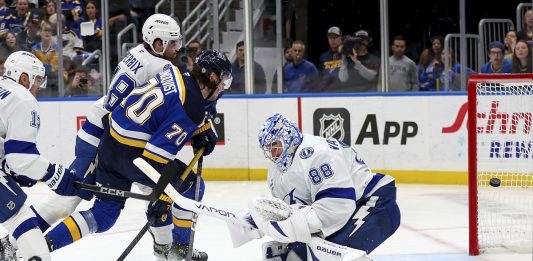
[327,182,400,253]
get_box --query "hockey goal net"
[468,73,533,255]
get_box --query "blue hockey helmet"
[258,113,303,173]
[195,49,233,90]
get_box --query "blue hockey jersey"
[108,66,200,164]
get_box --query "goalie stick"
[136,157,371,261]
[116,148,204,261]
[74,158,176,202]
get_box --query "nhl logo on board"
[319,114,345,141]
[313,108,351,145]
[299,147,314,159]
[7,201,15,210]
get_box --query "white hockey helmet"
[142,14,182,55]
[4,51,46,90]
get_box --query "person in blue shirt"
[283,40,319,93]
[481,41,512,73]
[44,50,232,261]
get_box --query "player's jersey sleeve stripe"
[174,67,186,104]
[4,140,39,155]
[109,127,147,148]
[173,216,192,228]
[109,118,149,148]
[315,187,356,202]
[142,150,169,164]
[78,120,103,147]
[144,143,174,160]
[81,119,104,138]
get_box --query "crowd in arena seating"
[0,0,144,97]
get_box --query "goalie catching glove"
[248,196,322,244]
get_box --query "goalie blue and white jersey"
[77,44,174,148]
[109,66,199,164]
[0,78,49,180]
[267,134,394,237]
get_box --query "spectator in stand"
[283,40,318,93]
[283,46,293,66]
[0,32,22,62]
[338,30,380,92]
[504,30,517,61]
[0,0,11,23]
[387,35,418,92]
[439,48,474,91]
[32,20,59,96]
[80,0,102,52]
[517,9,533,44]
[272,46,294,93]
[511,40,533,73]
[0,0,41,37]
[319,26,343,90]
[17,18,40,51]
[61,0,82,29]
[187,40,203,60]
[417,36,443,91]
[227,40,267,94]
[65,65,92,97]
[42,0,57,25]
[481,41,511,73]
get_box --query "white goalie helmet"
[4,51,46,90]
[142,13,183,55]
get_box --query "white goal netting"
[474,81,533,253]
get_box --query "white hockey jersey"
[78,44,174,147]
[267,134,394,237]
[0,78,49,180]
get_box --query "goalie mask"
[258,113,303,173]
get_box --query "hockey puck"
[489,178,501,187]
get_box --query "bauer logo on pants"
[313,108,351,145]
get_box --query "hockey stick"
[186,155,203,261]
[137,158,370,261]
[74,158,177,202]
[116,148,204,261]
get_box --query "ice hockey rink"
[19,181,532,261]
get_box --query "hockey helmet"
[142,14,182,55]
[194,49,233,90]
[258,113,303,173]
[4,51,46,90]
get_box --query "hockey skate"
[166,243,208,261]
[0,235,16,261]
[153,242,172,261]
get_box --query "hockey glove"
[191,121,217,156]
[146,194,173,224]
[41,164,81,196]
[1,159,37,187]
[69,156,97,200]
[249,197,322,244]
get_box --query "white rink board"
[36,95,469,173]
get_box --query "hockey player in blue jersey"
[245,113,400,260]
[44,49,232,261]
[20,13,222,260]
[0,51,82,261]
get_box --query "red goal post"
[467,73,533,255]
